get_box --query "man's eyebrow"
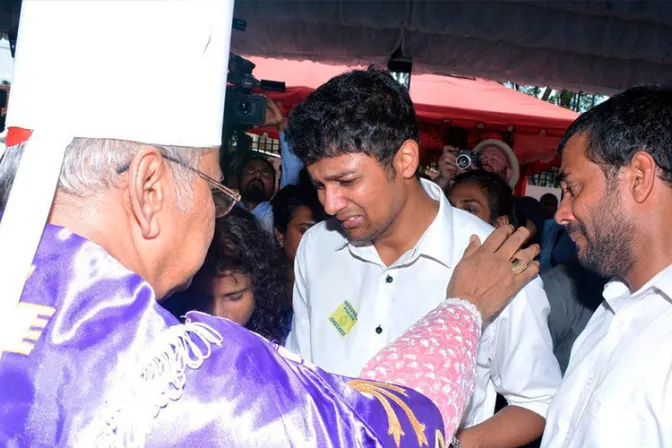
[322,170,358,182]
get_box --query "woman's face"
[198,271,255,326]
[277,205,316,262]
[448,181,492,223]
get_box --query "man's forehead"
[560,133,589,171]
[248,159,271,168]
[308,153,373,179]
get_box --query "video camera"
[221,18,287,184]
[225,54,267,128]
[224,18,285,130]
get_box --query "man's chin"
[241,189,268,204]
[576,246,607,276]
[341,225,374,244]
[575,240,590,261]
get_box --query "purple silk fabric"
[0,223,445,447]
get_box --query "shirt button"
[385,275,393,283]
[375,326,383,334]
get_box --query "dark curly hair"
[163,207,291,344]
[449,170,521,228]
[285,66,419,168]
[272,172,326,234]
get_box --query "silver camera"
[455,150,480,170]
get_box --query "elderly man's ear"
[127,146,169,239]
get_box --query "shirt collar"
[335,178,454,268]
[603,264,672,313]
[412,179,454,267]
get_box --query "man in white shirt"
[284,67,562,448]
[541,85,672,447]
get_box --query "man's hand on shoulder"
[447,226,540,321]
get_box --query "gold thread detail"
[1,302,55,356]
[349,379,428,447]
[435,429,446,448]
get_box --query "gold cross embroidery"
[349,379,429,447]
[1,302,55,356]
[0,265,55,356]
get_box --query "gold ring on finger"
[511,259,528,276]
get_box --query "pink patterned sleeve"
[360,298,482,438]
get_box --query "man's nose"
[555,196,574,226]
[321,187,347,216]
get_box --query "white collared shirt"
[286,178,561,427]
[541,265,672,447]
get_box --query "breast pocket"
[581,396,650,447]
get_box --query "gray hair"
[0,138,214,210]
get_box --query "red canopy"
[247,57,578,168]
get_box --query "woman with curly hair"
[163,206,292,344]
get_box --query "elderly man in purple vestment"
[0,1,540,447]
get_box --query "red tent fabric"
[247,57,578,168]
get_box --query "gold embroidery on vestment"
[349,379,429,447]
[1,266,55,356]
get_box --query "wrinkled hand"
[447,226,540,321]
[262,97,286,131]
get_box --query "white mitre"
[0,0,235,358]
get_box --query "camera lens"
[237,100,251,115]
[456,154,471,170]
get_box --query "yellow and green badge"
[328,300,358,337]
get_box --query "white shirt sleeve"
[490,277,563,418]
[283,235,312,360]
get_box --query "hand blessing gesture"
[447,226,540,321]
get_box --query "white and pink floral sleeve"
[360,298,483,438]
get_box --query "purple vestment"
[0,223,445,447]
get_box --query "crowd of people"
[1,2,672,447]
[177,70,599,446]
[152,68,666,447]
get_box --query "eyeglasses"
[116,149,241,218]
[162,153,241,218]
